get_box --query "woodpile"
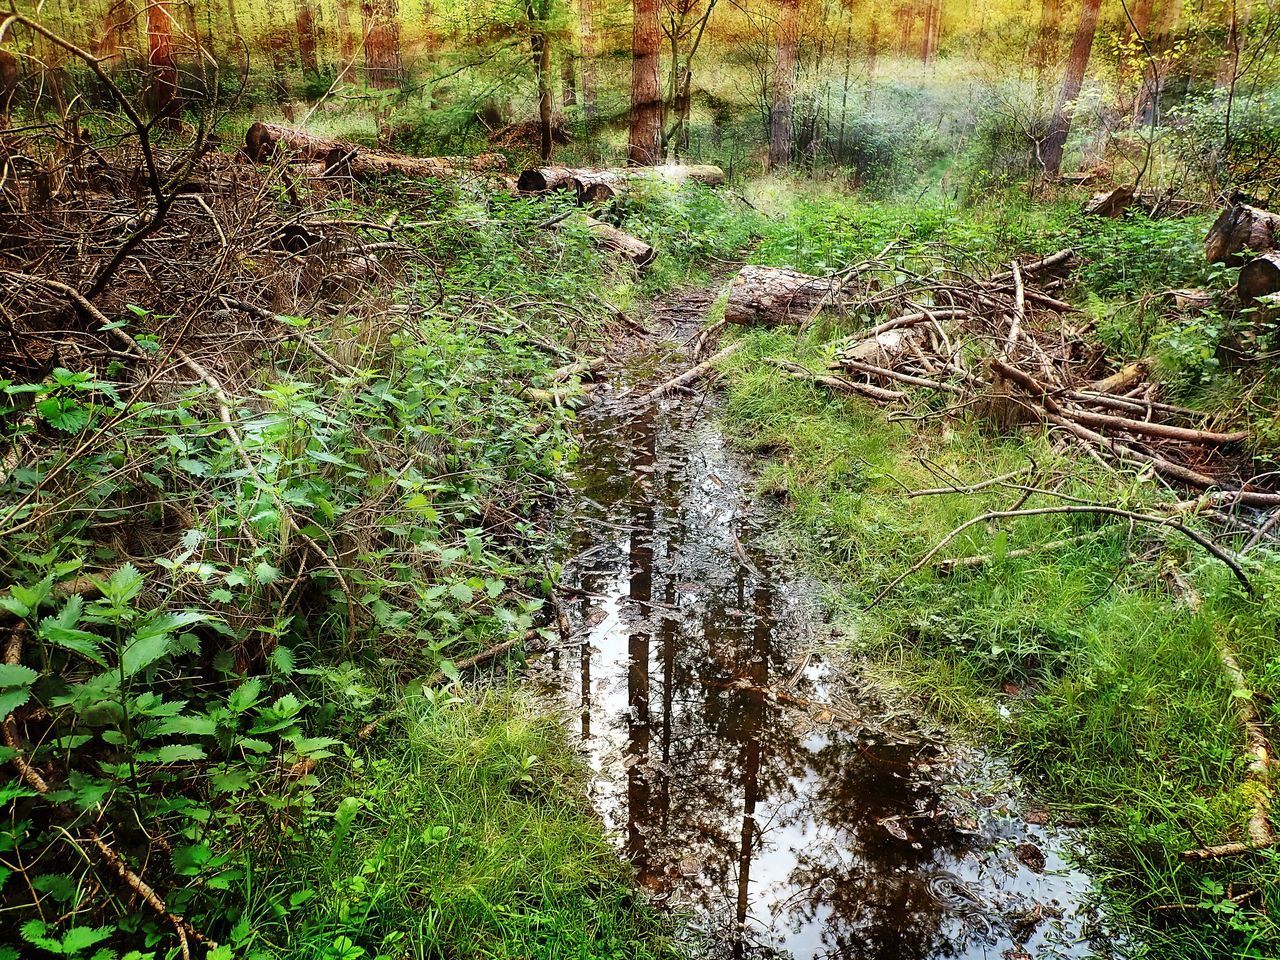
[736,248,1276,506]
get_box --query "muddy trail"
[536,284,1108,960]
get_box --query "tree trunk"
[361,0,403,89]
[1205,203,1280,264]
[98,0,134,67]
[320,147,509,180]
[336,0,356,65]
[768,0,800,169]
[145,0,180,124]
[0,50,16,125]
[1034,0,1061,78]
[725,265,838,326]
[629,0,662,165]
[296,0,319,76]
[1041,0,1103,176]
[526,2,554,161]
[562,51,578,107]
[1116,0,1152,113]
[579,0,598,117]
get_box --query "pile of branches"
[762,249,1279,509]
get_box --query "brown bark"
[336,0,356,64]
[361,0,403,89]
[246,121,355,161]
[0,50,16,123]
[1041,0,1103,175]
[320,147,508,180]
[145,1,180,123]
[579,0,598,117]
[1205,203,1280,264]
[1034,0,1061,79]
[296,0,320,75]
[1239,252,1280,302]
[98,0,134,67]
[562,213,656,269]
[630,0,663,165]
[1083,186,1135,217]
[526,2,554,161]
[725,265,838,326]
[768,0,799,169]
[517,166,583,192]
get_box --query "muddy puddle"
[538,299,1109,959]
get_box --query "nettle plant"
[1,284,572,953]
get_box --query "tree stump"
[1205,203,1280,265]
[1082,186,1134,218]
[1238,251,1280,302]
[724,266,838,326]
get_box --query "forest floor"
[5,153,1280,960]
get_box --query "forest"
[2,0,1280,957]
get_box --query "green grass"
[717,319,1280,958]
[243,688,667,960]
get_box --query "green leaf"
[254,562,281,585]
[227,678,262,713]
[152,743,206,763]
[0,688,31,717]
[448,582,474,604]
[0,663,37,688]
[102,563,144,607]
[120,631,173,678]
[149,714,216,737]
[59,926,112,955]
[38,620,108,667]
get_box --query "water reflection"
[550,389,1101,960]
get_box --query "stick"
[633,341,744,405]
[869,505,1253,605]
[764,358,906,401]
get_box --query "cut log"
[517,166,581,193]
[1238,251,1280,302]
[558,213,654,270]
[1205,203,1280,265]
[724,266,839,327]
[573,171,626,205]
[246,121,353,162]
[629,163,726,187]
[840,325,931,365]
[1083,186,1134,217]
[1089,360,1148,394]
[320,147,508,180]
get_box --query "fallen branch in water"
[632,340,745,405]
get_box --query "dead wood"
[1083,186,1135,217]
[765,357,907,401]
[634,341,744,405]
[1206,203,1280,264]
[725,265,839,327]
[1238,251,1280,302]
[556,213,655,269]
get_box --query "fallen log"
[1205,203,1280,264]
[1083,186,1135,218]
[573,171,626,205]
[559,213,655,270]
[517,166,582,193]
[725,265,839,327]
[319,146,508,180]
[1238,251,1280,302]
[245,120,349,162]
[630,163,726,187]
[1158,288,1214,312]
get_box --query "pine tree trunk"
[337,0,356,65]
[361,0,403,89]
[1042,0,1102,176]
[580,0,598,117]
[768,0,799,169]
[629,0,662,165]
[1034,0,1061,78]
[145,0,180,123]
[296,0,319,76]
[526,1,554,161]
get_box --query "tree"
[145,0,180,123]
[579,0,598,117]
[661,0,718,155]
[361,0,403,89]
[629,0,662,165]
[768,0,800,169]
[296,0,319,76]
[1041,0,1103,176]
[525,0,554,161]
